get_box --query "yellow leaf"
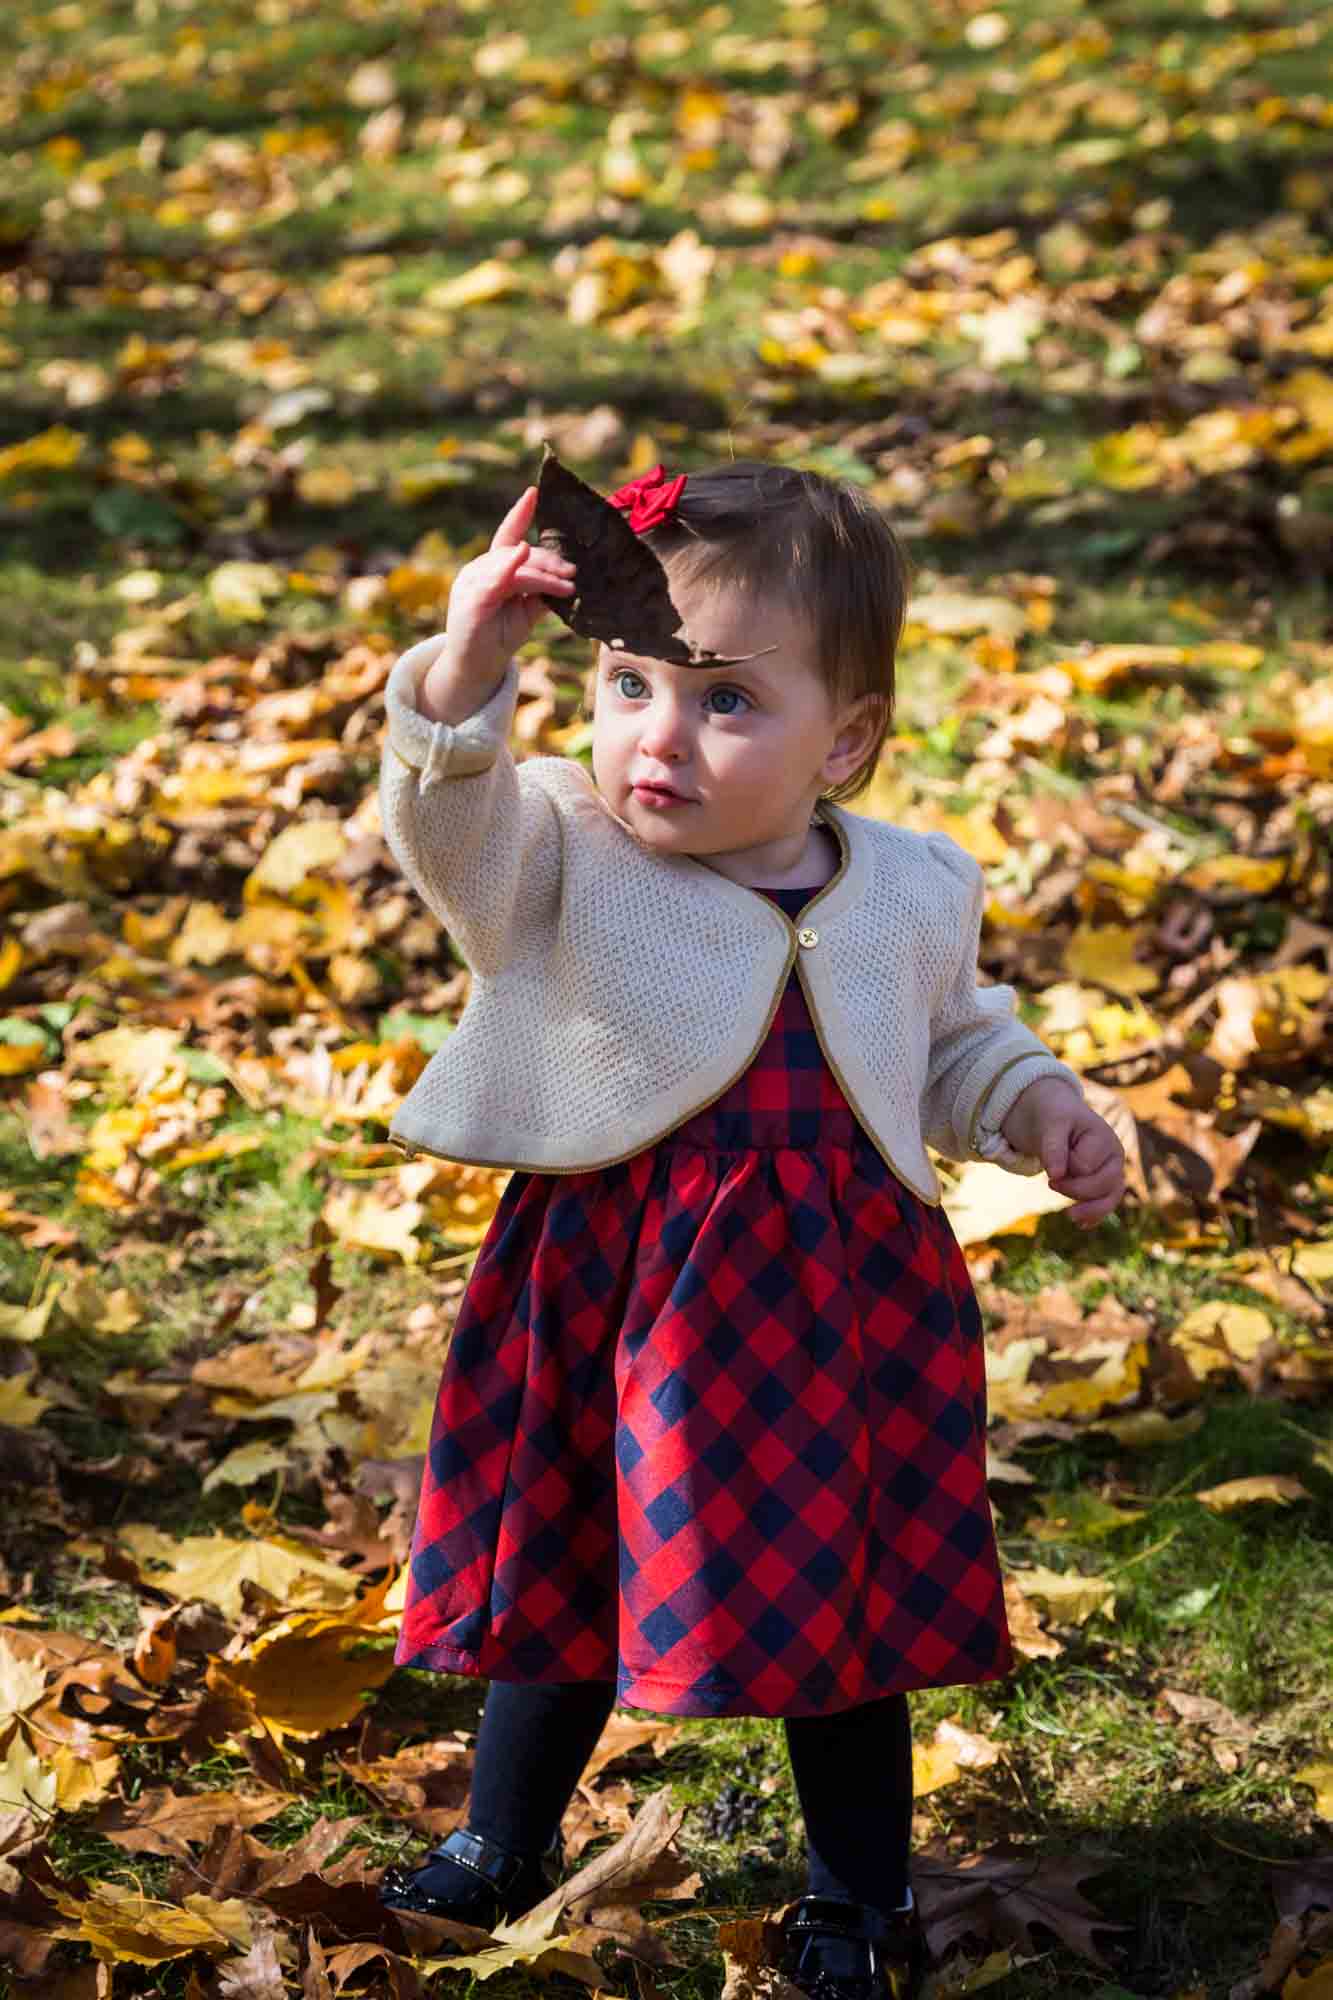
[48,1883,254,1965]
[206,1614,397,1739]
[1064,923,1159,996]
[200,1440,291,1495]
[50,1743,121,1811]
[1183,641,1264,671]
[0,1285,61,1343]
[1284,1953,1333,1998]
[1181,854,1288,896]
[0,1638,47,1722]
[322,1186,424,1264]
[1194,1475,1311,1512]
[245,819,346,899]
[0,425,85,481]
[1059,642,1186,693]
[423,259,519,311]
[1291,1239,1333,1284]
[941,1160,1070,1248]
[1006,1565,1116,1625]
[0,1722,57,1813]
[117,1526,360,1621]
[912,1717,1001,1797]
[1292,1761,1333,1821]
[1091,1408,1205,1447]
[206,561,284,622]
[1171,1301,1274,1379]
[0,1374,52,1427]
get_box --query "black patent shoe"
[778,1894,928,2000]
[379,1824,563,1928]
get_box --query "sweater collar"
[678,796,864,926]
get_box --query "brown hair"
[579,460,912,805]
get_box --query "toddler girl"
[374,462,1125,2000]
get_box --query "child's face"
[589,577,874,871]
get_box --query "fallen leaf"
[914,1843,1125,1968]
[48,1883,254,1964]
[1291,1763,1333,1820]
[1193,1475,1311,1511]
[913,1718,1002,1797]
[1006,1565,1116,1626]
[92,1786,288,1858]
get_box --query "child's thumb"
[1041,1122,1071,1182]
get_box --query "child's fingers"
[489,484,539,552]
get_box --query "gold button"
[797,926,819,948]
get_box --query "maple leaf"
[914,1843,1126,1968]
[91,1785,288,1858]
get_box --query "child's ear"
[826,693,885,779]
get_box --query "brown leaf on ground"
[913,1843,1126,1968]
[718,1908,810,2000]
[1002,1575,1064,1660]
[563,1776,639,1859]
[508,1785,701,1967]
[91,1785,288,1857]
[338,1737,472,1838]
[216,1929,290,2000]
[321,1942,420,2000]
[580,1711,690,1786]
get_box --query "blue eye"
[611,670,749,714]
[707,685,749,715]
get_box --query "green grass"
[3,0,1332,1994]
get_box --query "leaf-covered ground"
[2,2,1332,1997]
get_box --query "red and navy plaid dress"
[396,880,1014,1718]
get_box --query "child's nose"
[637,696,692,758]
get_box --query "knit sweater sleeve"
[377,635,560,979]
[919,832,1084,1174]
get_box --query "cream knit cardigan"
[378,634,1084,1206]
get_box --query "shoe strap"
[426,1827,528,1894]
[785,1896,907,1945]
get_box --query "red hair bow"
[607,464,687,533]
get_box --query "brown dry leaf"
[1159,1689,1255,1746]
[534,445,775,667]
[92,1786,288,1858]
[716,1907,810,2000]
[913,1717,1002,1797]
[216,1930,290,2000]
[498,1785,701,1968]
[581,1711,689,1786]
[913,1843,1125,1968]
[1002,1577,1063,1660]
[1193,1475,1311,1511]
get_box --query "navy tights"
[432,1678,914,1919]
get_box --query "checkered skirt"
[396,881,1014,1717]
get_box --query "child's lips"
[633,781,693,805]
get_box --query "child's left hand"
[1000,1078,1125,1227]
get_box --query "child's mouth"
[633,782,692,807]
